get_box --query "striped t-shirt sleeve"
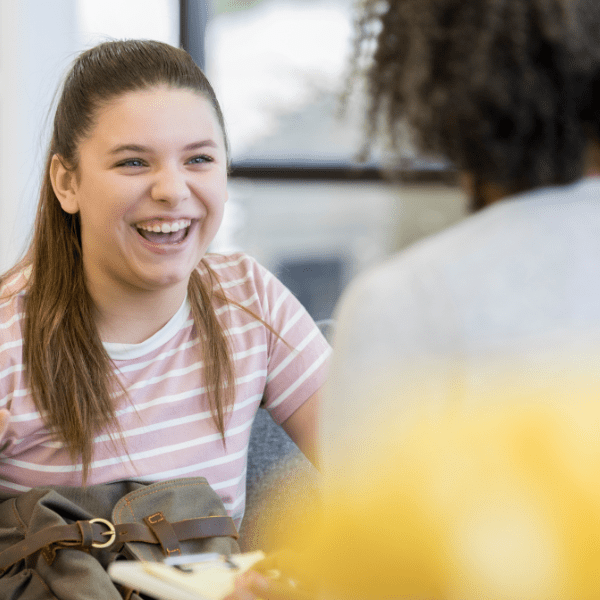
[212,253,332,425]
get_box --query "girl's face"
[52,85,228,301]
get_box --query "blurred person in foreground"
[233,383,600,600]
[321,0,600,476]
[225,0,600,598]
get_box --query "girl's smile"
[131,218,197,255]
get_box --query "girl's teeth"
[135,219,191,234]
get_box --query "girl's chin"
[135,268,196,290]
[120,257,201,293]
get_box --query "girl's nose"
[150,166,189,206]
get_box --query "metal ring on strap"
[89,518,116,549]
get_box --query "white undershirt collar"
[103,295,192,361]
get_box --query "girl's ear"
[50,154,80,214]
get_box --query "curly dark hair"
[355,0,600,195]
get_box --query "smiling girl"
[0,40,330,530]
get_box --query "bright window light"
[76,0,179,47]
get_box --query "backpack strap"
[0,515,238,571]
[144,512,182,557]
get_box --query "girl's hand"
[224,570,315,600]
[223,551,316,600]
[223,569,270,600]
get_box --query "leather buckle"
[90,518,116,549]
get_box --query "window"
[206,0,361,165]
[77,0,179,46]
[204,0,466,322]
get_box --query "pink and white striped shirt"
[0,253,331,526]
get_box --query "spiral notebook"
[108,551,265,600]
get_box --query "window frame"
[180,0,456,184]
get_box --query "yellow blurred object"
[271,388,600,600]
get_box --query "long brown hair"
[1,40,236,482]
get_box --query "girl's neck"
[585,139,600,175]
[89,279,189,345]
[460,172,508,212]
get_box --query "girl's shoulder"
[200,251,258,273]
[198,252,283,315]
[0,265,30,293]
[0,267,29,316]
[199,252,271,290]
[0,268,29,353]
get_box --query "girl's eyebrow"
[109,144,151,155]
[108,140,218,155]
[183,140,218,151]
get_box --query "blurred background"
[0,0,468,321]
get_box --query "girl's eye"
[117,158,146,168]
[187,155,214,165]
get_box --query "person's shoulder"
[0,267,29,346]
[333,205,506,327]
[0,267,29,314]
[1,264,30,292]
[512,175,600,206]
[405,176,600,266]
[199,252,272,299]
[199,251,265,280]
[336,177,600,327]
[340,216,473,305]
[347,181,572,296]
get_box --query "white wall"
[77,0,179,49]
[0,0,79,272]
